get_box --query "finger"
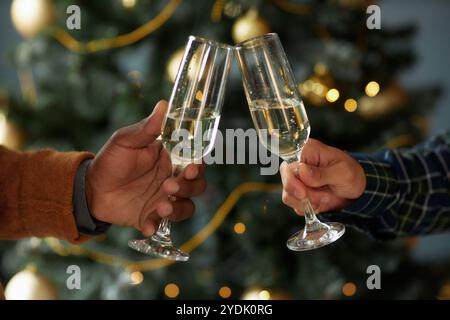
[286,200,321,216]
[156,201,173,218]
[182,163,205,180]
[167,199,195,222]
[112,100,168,148]
[162,176,207,197]
[141,216,160,237]
[282,190,305,215]
[302,189,332,214]
[297,162,342,188]
[176,178,207,197]
[305,186,330,204]
[301,138,333,166]
[280,162,307,199]
[294,186,348,214]
[140,197,194,235]
[281,161,337,213]
[282,186,330,215]
[138,199,200,236]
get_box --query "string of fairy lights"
[298,63,382,113]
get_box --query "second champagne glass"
[128,36,233,261]
[235,33,345,251]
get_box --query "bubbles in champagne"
[162,107,220,163]
[249,98,310,159]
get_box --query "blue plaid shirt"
[325,131,450,240]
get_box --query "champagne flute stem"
[301,198,324,233]
[285,153,324,235]
[151,163,184,245]
[153,218,172,244]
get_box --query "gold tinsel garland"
[51,0,182,53]
[211,0,226,22]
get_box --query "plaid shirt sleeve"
[323,131,450,240]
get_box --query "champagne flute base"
[286,222,345,252]
[128,239,189,262]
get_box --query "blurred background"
[1,0,450,300]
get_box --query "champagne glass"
[128,36,233,261]
[235,33,345,251]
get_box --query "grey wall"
[382,0,450,134]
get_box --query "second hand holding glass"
[235,33,345,251]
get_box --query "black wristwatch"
[73,159,111,235]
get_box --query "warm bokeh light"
[342,282,357,297]
[121,0,137,8]
[314,63,328,76]
[164,283,180,298]
[259,290,271,300]
[365,81,380,97]
[0,112,7,144]
[196,90,203,101]
[130,271,144,285]
[301,79,313,92]
[219,286,232,298]
[326,88,340,102]
[233,222,246,234]
[312,82,326,96]
[344,98,358,112]
[0,113,24,150]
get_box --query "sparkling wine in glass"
[236,33,345,251]
[128,36,233,261]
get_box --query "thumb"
[297,162,341,188]
[112,100,168,148]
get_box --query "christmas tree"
[0,0,446,299]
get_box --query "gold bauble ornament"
[166,47,204,83]
[357,82,408,120]
[121,0,137,9]
[5,265,58,300]
[166,48,185,83]
[10,0,55,38]
[232,8,271,44]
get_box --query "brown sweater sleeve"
[0,146,94,243]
